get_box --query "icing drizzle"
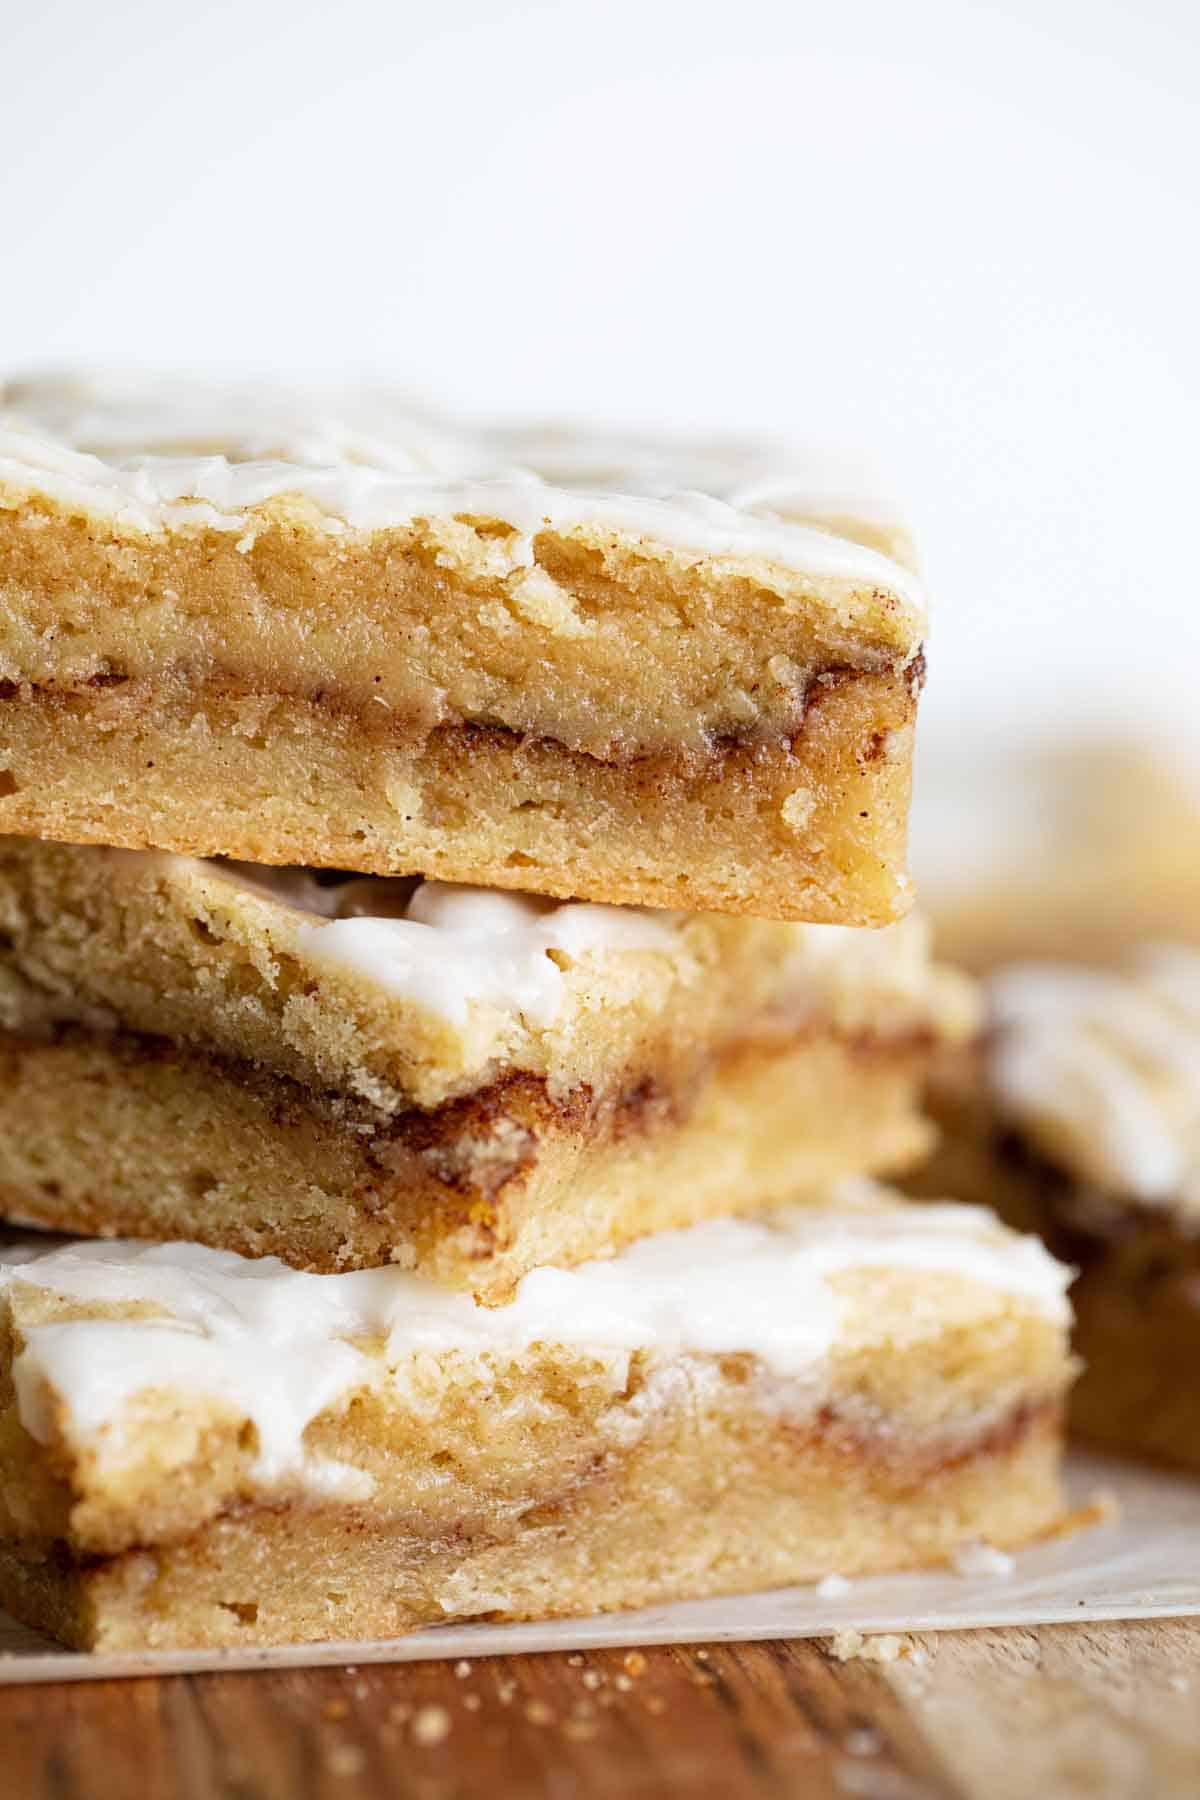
[989,945,1200,1210]
[1,1195,1069,1492]
[0,372,925,624]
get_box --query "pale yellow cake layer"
[0,1196,1072,1649]
[0,1027,934,1296]
[0,673,918,925]
[0,382,926,921]
[0,1420,1063,1653]
[0,494,918,763]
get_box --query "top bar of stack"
[0,374,925,923]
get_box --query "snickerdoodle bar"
[0,841,975,1299]
[0,374,925,923]
[0,1190,1072,1650]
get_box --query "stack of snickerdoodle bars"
[0,376,1073,1650]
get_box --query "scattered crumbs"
[830,1632,928,1665]
[411,1704,452,1747]
[323,1698,349,1721]
[844,1727,883,1757]
[325,1744,366,1778]
[462,1692,482,1712]
[623,1650,647,1677]
[352,1680,369,1700]
[343,1664,358,1675]
[645,1695,667,1716]
[695,1649,709,1661]
[567,1652,585,1668]
[525,1700,555,1726]
[952,1540,1015,1579]
[614,1674,633,1693]
[454,1659,472,1679]
[817,1573,853,1600]
[691,1671,716,1688]
[581,1670,604,1691]
[781,786,817,832]
[497,1679,517,1706]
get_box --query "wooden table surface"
[4,1621,1197,1800]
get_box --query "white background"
[1,0,1197,762]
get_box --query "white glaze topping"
[300,890,677,1029]
[989,946,1200,1208]
[202,861,680,1028]
[0,372,925,623]
[1,1197,1069,1490]
[194,855,970,1042]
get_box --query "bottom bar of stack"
[0,1187,1075,1651]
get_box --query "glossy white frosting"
[297,884,677,1029]
[187,855,962,1040]
[0,372,924,624]
[197,861,679,1028]
[1,1196,1069,1491]
[990,946,1200,1207]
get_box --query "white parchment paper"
[1,1452,1195,1685]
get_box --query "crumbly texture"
[0,1419,1062,1654]
[0,500,920,764]
[907,1052,1200,1470]
[0,668,918,925]
[0,392,925,922]
[0,839,972,1114]
[0,839,976,1290]
[0,1251,1071,1650]
[0,1026,935,1297]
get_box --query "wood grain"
[1,1623,1196,1800]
